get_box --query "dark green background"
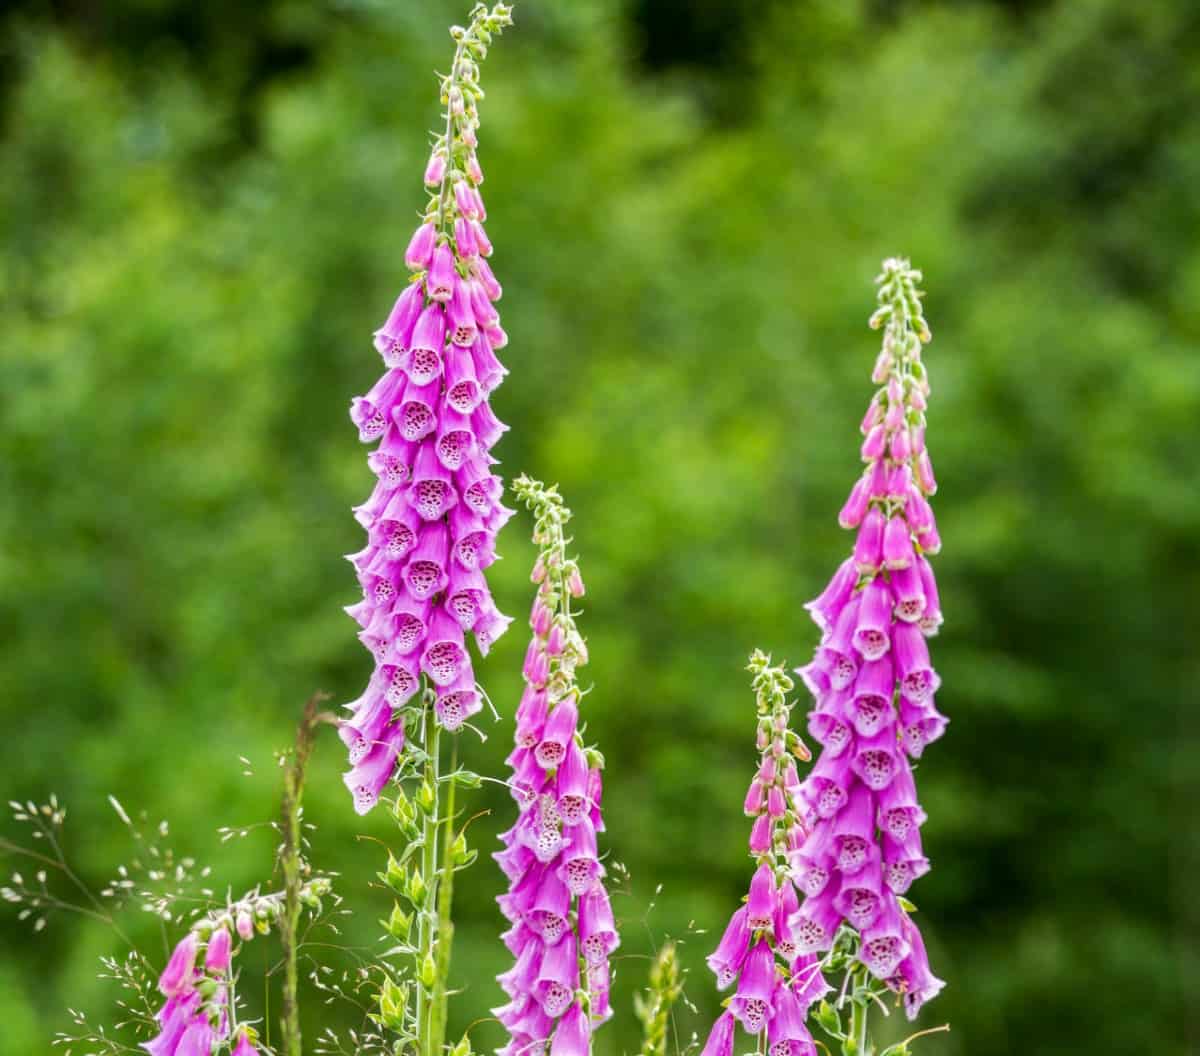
[1,1,1196,1053]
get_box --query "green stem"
[841,962,874,1056]
[431,739,459,1055]
[848,997,865,1056]
[416,711,439,1054]
[279,692,333,1056]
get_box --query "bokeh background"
[2,1,1197,1053]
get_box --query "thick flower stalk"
[141,878,332,1056]
[493,476,618,1056]
[698,652,830,1056]
[341,2,516,814]
[790,258,945,1049]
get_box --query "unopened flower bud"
[408,868,427,909]
[424,152,446,187]
[204,926,232,972]
[236,910,254,942]
[420,952,437,990]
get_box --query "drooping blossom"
[700,652,829,1056]
[341,9,517,813]
[494,477,617,1056]
[790,258,945,1016]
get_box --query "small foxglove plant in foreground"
[493,476,619,1056]
[1,699,341,1056]
[143,877,333,1056]
[790,258,947,1054]
[699,652,830,1056]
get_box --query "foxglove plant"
[342,1,515,815]
[340,10,518,1056]
[142,881,330,1056]
[790,258,946,1054]
[699,652,830,1056]
[493,476,618,1056]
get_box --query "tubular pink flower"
[915,553,943,635]
[774,881,801,962]
[453,216,478,259]
[445,297,478,359]
[803,557,857,636]
[700,1012,736,1056]
[888,916,945,1020]
[534,697,578,769]
[548,1002,590,1056]
[557,819,601,896]
[427,243,456,303]
[730,939,777,1032]
[790,823,835,898]
[859,893,911,979]
[157,932,199,996]
[802,752,851,820]
[498,934,543,998]
[435,668,481,730]
[849,656,895,737]
[707,905,752,989]
[235,910,254,942]
[852,506,885,573]
[342,718,405,815]
[554,740,590,824]
[423,151,446,186]
[790,887,841,954]
[838,476,870,529]
[851,576,892,660]
[578,885,618,964]
[374,283,424,366]
[749,812,772,853]
[881,828,930,894]
[767,984,817,1056]
[832,857,884,929]
[142,992,199,1056]
[889,563,926,623]
[174,1019,214,1056]
[534,931,579,1016]
[747,862,778,933]
[405,223,437,270]
[204,926,232,972]
[789,955,831,1012]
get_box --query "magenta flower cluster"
[700,654,830,1056]
[493,478,618,1056]
[791,259,944,1017]
[143,926,259,1056]
[341,79,514,814]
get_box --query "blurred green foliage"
[1,1,1197,1053]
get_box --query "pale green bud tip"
[419,952,437,989]
[873,256,931,343]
